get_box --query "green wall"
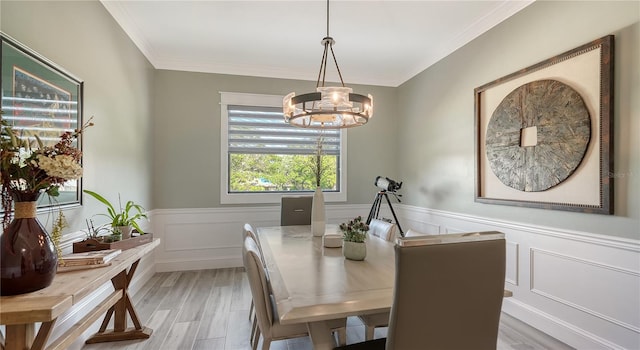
[152,70,398,208]
[2,0,638,240]
[1,0,155,232]
[397,1,639,239]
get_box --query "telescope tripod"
[366,190,404,236]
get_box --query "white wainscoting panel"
[530,248,640,333]
[506,241,519,286]
[399,204,640,350]
[150,205,372,272]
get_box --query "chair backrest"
[243,236,274,337]
[280,196,313,226]
[368,219,396,242]
[386,231,506,350]
[243,223,266,267]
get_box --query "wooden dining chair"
[335,231,506,350]
[280,196,313,226]
[243,236,347,349]
[358,219,397,340]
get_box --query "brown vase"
[1,195,58,296]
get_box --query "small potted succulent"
[340,216,369,261]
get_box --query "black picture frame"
[1,32,84,211]
[474,35,614,214]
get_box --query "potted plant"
[340,216,369,261]
[83,190,148,239]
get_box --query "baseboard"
[503,298,622,350]
[155,256,243,272]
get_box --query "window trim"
[220,92,347,204]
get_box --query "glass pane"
[229,153,338,193]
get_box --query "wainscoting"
[150,204,639,350]
[400,205,639,350]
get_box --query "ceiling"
[100,0,534,87]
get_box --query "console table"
[0,238,160,350]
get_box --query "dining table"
[257,224,395,350]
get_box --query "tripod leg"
[367,193,382,224]
[383,193,404,236]
[374,194,383,221]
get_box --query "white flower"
[37,154,83,180]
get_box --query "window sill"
[220,191,346,205]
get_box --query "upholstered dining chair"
[244,223,265,266]
[243,223,265,347]
[367,219,396,242]
[280,196,313,226]
[243,236,347,349]
[358,219,397,340]
[335,231,506,350]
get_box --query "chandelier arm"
[329,44,346,87]
[321,42,330,87]
[316,43,329,88]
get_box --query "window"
[220,92,347,204]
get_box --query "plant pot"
[1,199,57,295]
[115,226,132,240]
[343,241,366,261]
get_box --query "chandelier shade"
[283,0,373,129]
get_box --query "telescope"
[374,176,402,192]
[368,176,404,236]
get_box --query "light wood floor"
[83,268,574,350]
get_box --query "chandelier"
[283,0,373,129]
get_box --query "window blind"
[227,105,340,156]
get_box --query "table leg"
[307,321,336,350]
[4,324,29,350]
[4,321,55,350]
[85,259,152,344]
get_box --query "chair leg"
[250,315,258,344]
[337,328,346,346]
[252,329,261,350]
[249,300,254,320]
[365,325,375,340]
[252,331,260,350]
[261,337,271,350]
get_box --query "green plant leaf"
[84,190,116,213]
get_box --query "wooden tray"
[73,233,154,253]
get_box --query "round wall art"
[485,79,591,192]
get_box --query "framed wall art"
[1,33,84,210]
[474,35,613,214]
